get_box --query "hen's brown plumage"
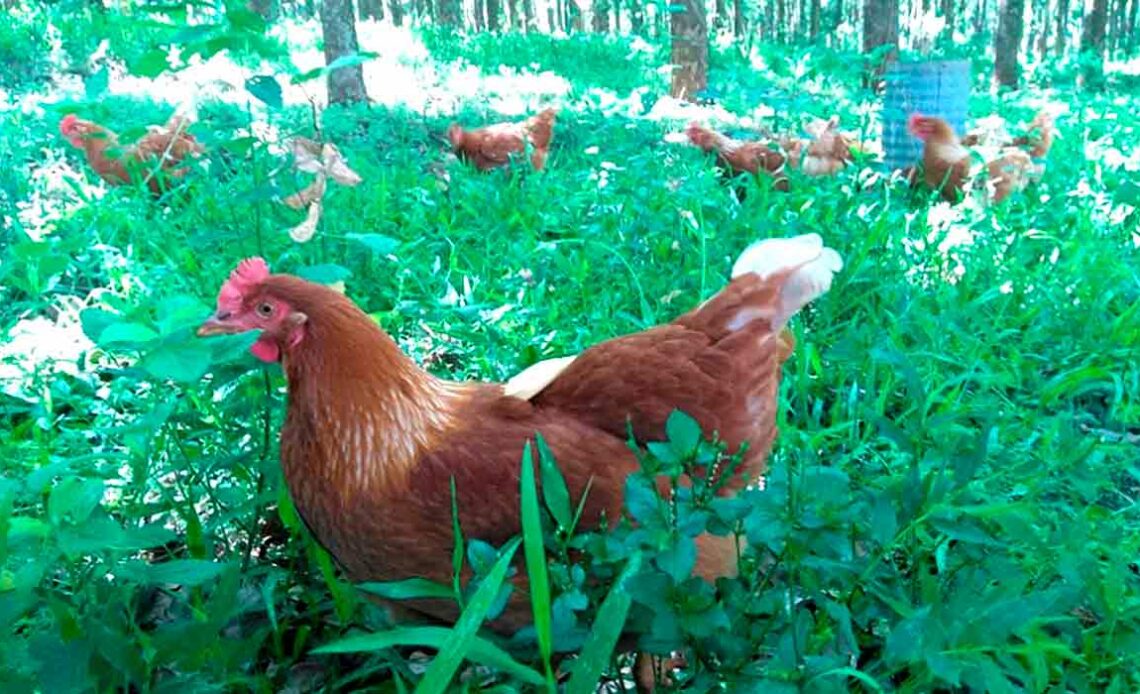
[686,122,789,191]
[448,107,557,171]
[907,113,972,202]
[198,235,842,637]
[59,113,204,194]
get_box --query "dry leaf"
[321,143,362,186]
[289,200,322,243]
[291,137,325,174]
[283,172,327,210]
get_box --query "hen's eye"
[256,302,274,317]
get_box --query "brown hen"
[447,107,557,171]
[59,113,204,194]
[197,234,841,680]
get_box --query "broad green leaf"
[314,625,544,686]
[130,48,170,78]
[47,477,104,526]
[296,263,352,285]
[655,535,697,582]
[665,409,701,458]
[97,322,159,347]
[416,537,521,694]
[245,75,283,108]
[119,559,227,586]
[79,308,121,344]
[348,233,401,256]
[140,339,213,383]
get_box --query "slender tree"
[388,0,405,24]
[733,0,745,35]
[1080,0,1108,88]
[1128,0,1138,51]
[248,0,277,20]
[487,0,502,28]
[521,0,535,29]
[630,0,646,32]
[994,0,1025,87]
[863,0,900,80]
[320,0,367,104]
[593,0,611,31]
[810,0,821,37]
[438,0,461,25]
[1057,0,1069,52]
[359,0,384,19]
[670,0,709,99]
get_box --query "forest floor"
[3,14,1140,693]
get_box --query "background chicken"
[196,234,841,676]
[686,121,790,191]
[447,107,557,171]
[909,111,1051,204]
[906,113,973,202]
[59,112,204,194]
[791,115,856,176]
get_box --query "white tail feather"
[731,233,843,329]
[503,355,578,401]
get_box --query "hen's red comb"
[906,112,925,133]
[217,257,270,313]
[60,114,80,135]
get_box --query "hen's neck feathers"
[269,278,460,493]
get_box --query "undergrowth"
[2,8,1139,693]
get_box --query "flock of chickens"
[58,102,1055,207]
[58,101,1051,690]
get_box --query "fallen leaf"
[321,143,362,186]
[289,201,322,243]
[291,137,325,174]
[283,172,327,210]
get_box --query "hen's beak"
[197,313,239,337]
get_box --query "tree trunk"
[811,0,821,37]
[670,0,709,99]
[994,0,1025,87]
[521,0,535,28]
[863,0,900,80]
[474,0,486,29]
[388,0,405,24]
[438,0,460,25]
[940,0,954,41]
[1036,0,1051,55]
[593,0,610,30]
[320,0,367,105]
[1128,0,1138,51]
[1080,0,1108,87]
[777,0,787,40]
[630,0,646,32]
[1053,0,1062,50]
[487,0,501,28]
[248,0,277,20]
[974,0,986,33]
[359,0,384,19]
[733,0,746,35]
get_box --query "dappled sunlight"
[0,312,94,403]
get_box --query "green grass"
[2,12,1140,693]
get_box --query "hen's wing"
[453,123,528,170]
[532,233,841,483]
